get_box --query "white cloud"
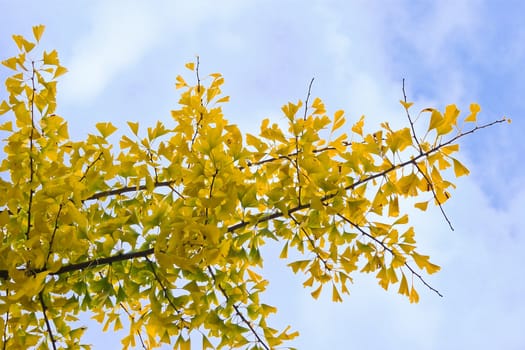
[60,1,163,103]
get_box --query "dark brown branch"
[207,266,270,350]
[0,248,156,280]
[85,181,175,200]
[39,292,57,350]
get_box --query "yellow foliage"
[0,26,508,350]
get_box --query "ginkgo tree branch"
[78,151,103,182]
[0,27,512,349]
[39,291,57,350]
[46,204,63,264]
[25,60,37,240]
[412,161,454,231]
[336,213,444,297]
[0,118,506,285]
[0,119,506,282]
[289,213,331,272]
[207,266,270,350]
[402,78,423,153]
[144,256,183,316]
[119,302,147,350]
[80,117,506,207]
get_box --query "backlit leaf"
[0,100,10,115]
[311,285,322,299]
[96,122,117,138]
[399,100,414,110]
[32,24,45,42]
[414,201,429,211]
[127,121,139,135]
[409,286,419,303]
[331,110,345,133]
[465,103,480,122]
[452,158,470,177]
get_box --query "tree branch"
[412,161,454,230]
[144,257,182,315]
[207,266,270,350]
[0,120,505,283]
[336,213,443,297]
[119,302,147,350]
[46,204,63,264]
[303,77,315,121]
[39,292,57,350]
[25,60,37,240]
[402,78,423,153]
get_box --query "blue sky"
[1,1,524,349]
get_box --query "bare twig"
[303,78,315,121]
[190,56,204,149]
[402,79,422,153]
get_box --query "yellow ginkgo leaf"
[1,57,17,70]
[96,122,118,138]
[0,100,10,115]
[414,201,429,211]
[185,62,195,71]
[331,110,345,133]
[351,115,365,136]
[452,158,470,177]
[127,121,139,135]
[332,284,343,302]
[465,103,480,122]
[43,50,59,66]
[32,24,45,42]
[399,100,414,110]
[53,65,68,78]
[311,285,323,299]
[398,273,409,296]
[409,286,419,303]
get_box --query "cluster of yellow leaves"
[0,26,506,350]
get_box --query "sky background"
[1,1,524,349]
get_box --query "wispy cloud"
[60,1,163,103]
